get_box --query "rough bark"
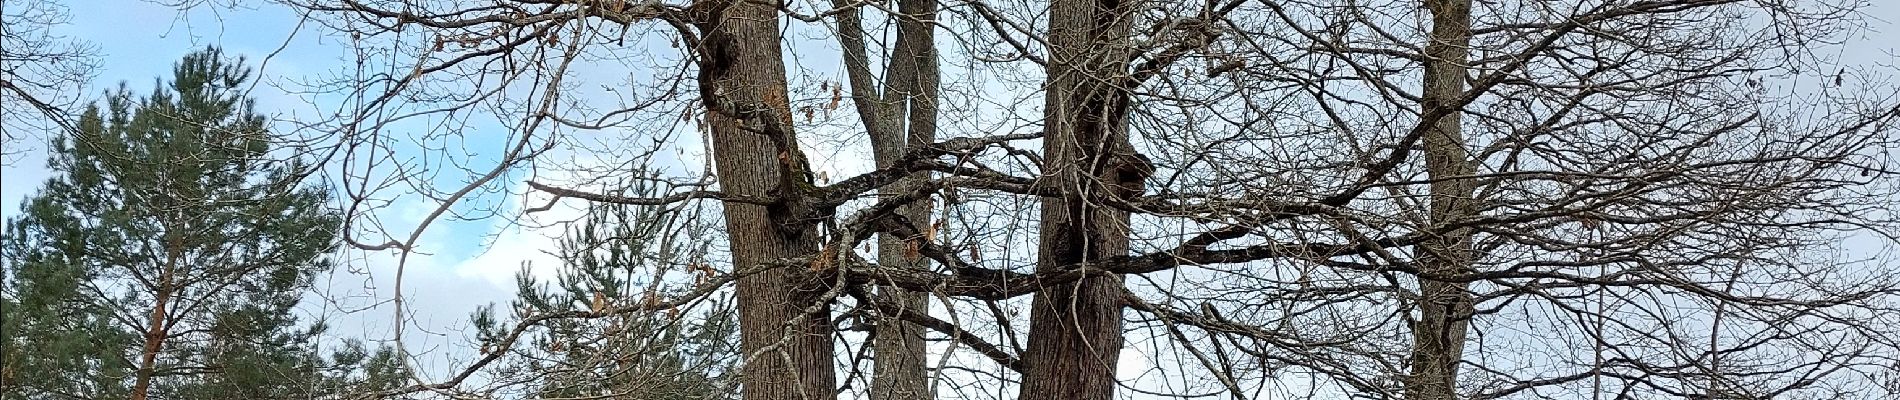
[1018,0,1145,398]
[1408,0,1476,398]
[690,1,837,399]
[833,0,940,397]
[866,0,940,398]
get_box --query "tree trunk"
[865,0,940,398]
[831,0,939,396]
[1019,0,1143,398]
[690,2,837,399]
[1408,0,1476,398]
[128,277,171,400]
[129,237,182,400]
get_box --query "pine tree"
[0,46,399,400]
[471,178,736,400]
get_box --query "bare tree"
[278,0,1900,399]
[0,0,97,164]
[831,0,941,396]
[689,0,842,395]
[1408,0,1477,398]
[1016,0,1147,398]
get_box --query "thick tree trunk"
[866,0,940,398]
[690,2,836,400]
[1408,0,1476,398]
[1018,0,1143,398]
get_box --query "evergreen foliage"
[0,47,406,400]
[471,179,736,400]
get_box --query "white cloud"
[449,178,588,290]
[303,195,530,381]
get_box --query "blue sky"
[0,0,542,377]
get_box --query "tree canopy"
[9,0,1900,399]
[284,0,1900,397]
[0,46,404,400]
